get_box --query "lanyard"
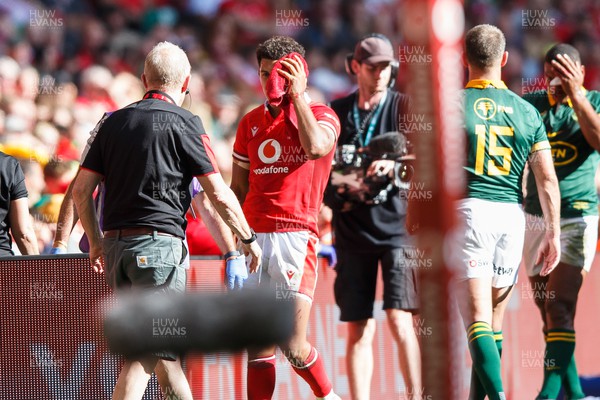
[352,90,387,147]
[143,90,176,104]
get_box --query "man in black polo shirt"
[73,41,261,400]
[0,152,39,256]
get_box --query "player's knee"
[544,295,576,328]
[532,292,547,312]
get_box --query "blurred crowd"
[0,0,401,253]
[466,0,600,92]
[1,0,599,253]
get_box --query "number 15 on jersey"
[474,124,514,176]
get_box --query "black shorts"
[334,247,419,322]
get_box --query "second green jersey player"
[522,43,600,400]
[524,90,600,218]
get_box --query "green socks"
[537,329,576,399]
[494,331,503,356]
[467,322,506,400]
[546,330,585,399]
[469,328,583,400]
[562,354,585,399]
[469,331,503,400]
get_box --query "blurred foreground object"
[104,289,295,358]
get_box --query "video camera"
[330,132,413,205]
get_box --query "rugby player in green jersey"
[458,25,561,400]
[522,43,600,400]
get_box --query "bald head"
[465,24,506,70]
[143,42,191,91]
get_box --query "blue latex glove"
[318,244,337,268]
[226,255,248,291]
[49,247,66,254]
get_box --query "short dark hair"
[43,159,76,180]
[545,43,581,64]
[256,36,305,65]
[465,24,505,70]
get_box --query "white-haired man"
[73,41,261,400]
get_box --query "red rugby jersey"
[233,101,340,236]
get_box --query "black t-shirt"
[0,153,28,255]
[325,89,411,252]
[81,95,217,239]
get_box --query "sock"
[247,354,276,400]
[469,366,487,400]
[552,329,584,400]
[494,331,503,357]
[467,322,506,400]
[542,330,548,393]
[562,355,585,399]
[291,347,333,397]
[537,329,576,399]
[469,330,504,400]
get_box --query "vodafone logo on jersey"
[258,139,282,164]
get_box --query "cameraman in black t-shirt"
[324,34,421,400]
[72,41,261,400]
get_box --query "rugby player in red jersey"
[231,35,341,400]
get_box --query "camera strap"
[353,90,387,147]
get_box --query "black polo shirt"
[0,153,28,256]
[81,92,218,239]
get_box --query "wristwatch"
[240,229,257,244]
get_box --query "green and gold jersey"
[464,80,550,203]
[524,89,600,218]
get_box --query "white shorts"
[523,214,598,276]
[245,231,318,303]
[452,198,525,288]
